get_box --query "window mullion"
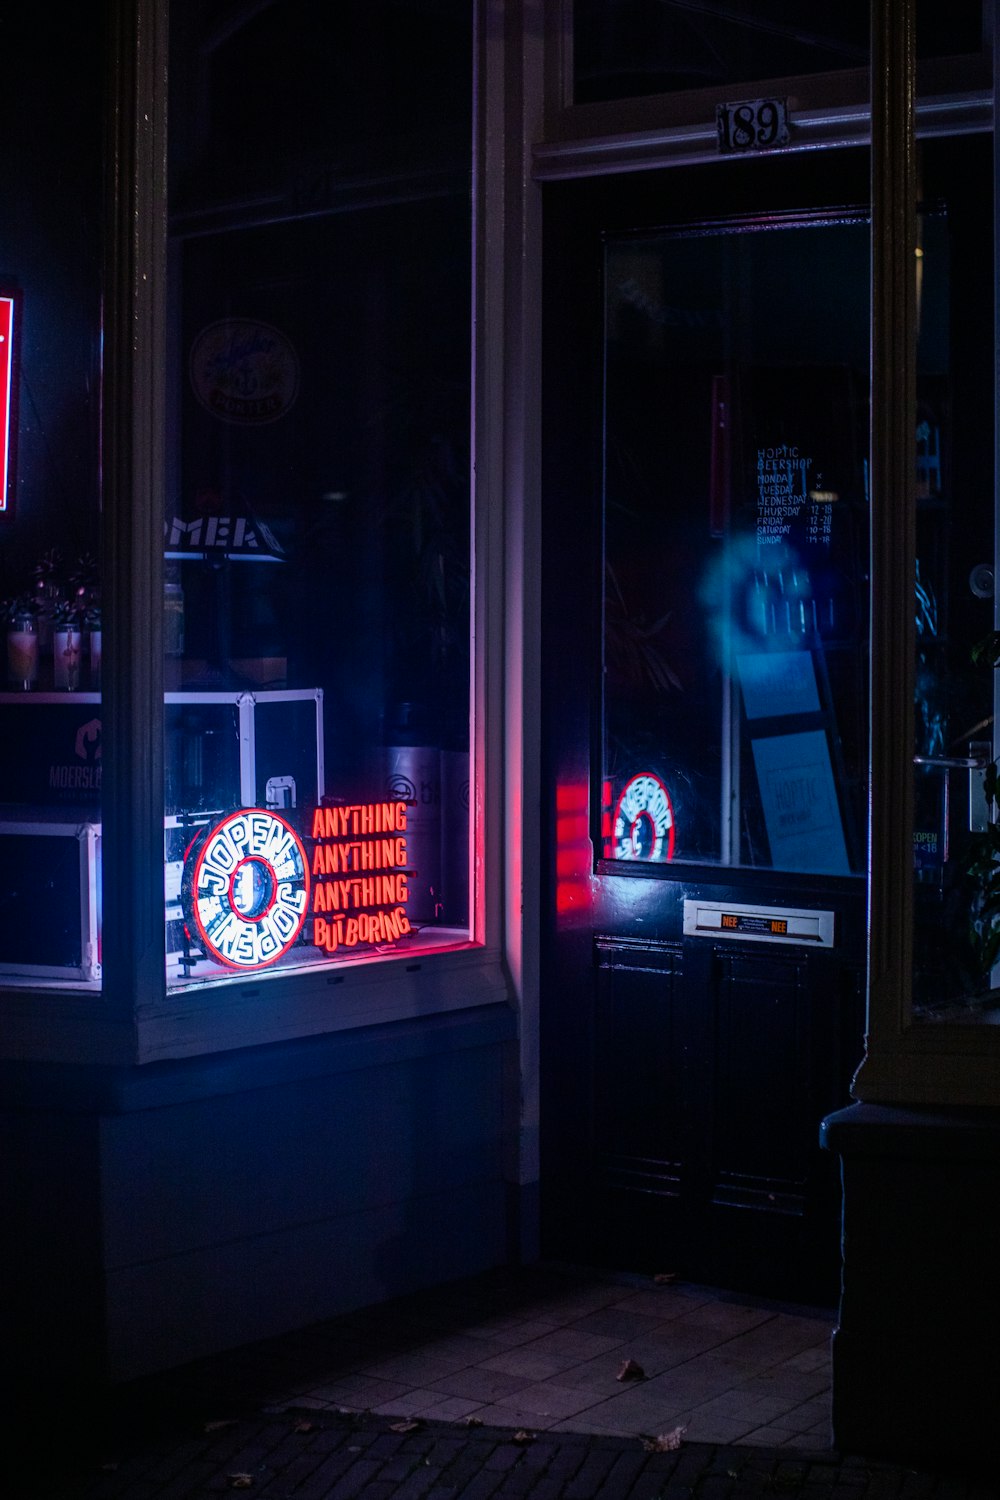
[101,0,168,1016]
[860,0,918,1075]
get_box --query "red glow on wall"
[601,780,614,859]
[555,779,593,918]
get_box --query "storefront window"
[909,140,998,1016]
[0,12,105,988]
[164,0,473,986]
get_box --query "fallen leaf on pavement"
[642,1426,687,1452]
[653,1272,677,1285]
[463,1417,484,1427]
[512,1430,535,1444]
[227,1475,254,1489]
[617,1358,645,1381]
[389,1419,424,1433]
[293,1419,316,1433]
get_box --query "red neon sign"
[0,292,18,516]
[310,800,413,954]
[182,808,311,969]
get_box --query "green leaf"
[971,630,1000,668]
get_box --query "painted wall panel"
[101,1043,505,1265]
[105,1178,506,1379]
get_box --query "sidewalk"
[41,1404,995,1500]
[19,1264,997,1498]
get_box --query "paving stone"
[731,1368,833,1405]
[372,1389,448,1418]
[459,1318,563,1346]
[489,1382,606,1421]
[566,1308,674,1342]
[561,1446,622,1498]
[684,1417,763,1445]
[425,1368,539,1403]
[420,1333,532,1366]
[411,1394,488,1421]
[386,1470,446,1500]
[363,1352,481,1385]
[608,1288,719,1320]
[672,1303,778,1338]
[461,1402,555,1431]
[303,1373,414,1406]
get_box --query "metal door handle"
[913,754,990,769]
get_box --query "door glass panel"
[601,215,869,874]
[911,129,999,1020]
[573,2,980,106]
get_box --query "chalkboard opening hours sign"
[716,98,790,154]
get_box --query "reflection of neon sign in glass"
[1,293,17,516]
[183,809,310,969]
[611,773,675,861]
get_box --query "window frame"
[0,0,512,1065]
[536,0,990,181]
[854,0,1000,1105]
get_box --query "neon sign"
[310,800,412,954]
[1,292,18,516]
[182,809,310,969]
[610,772,676,861]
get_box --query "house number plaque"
[716,98,790,154]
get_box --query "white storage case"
[0,820,101,982]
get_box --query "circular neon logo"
[183,809,310,969]
[612,773,675,861]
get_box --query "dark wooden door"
[539,151,871,1306]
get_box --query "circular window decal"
[612,773,676,862]
[189,318,300,426]
[182,809,310,969]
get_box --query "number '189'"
[716,98,790,154]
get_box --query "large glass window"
[164,0,473,986]
[909,131,999,1021]
[0,11,105,988]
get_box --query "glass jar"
[7,611,39,690]
[53,623,83,690]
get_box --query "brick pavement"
[19,1400,997,1500]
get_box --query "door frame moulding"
[533,94,989,182]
